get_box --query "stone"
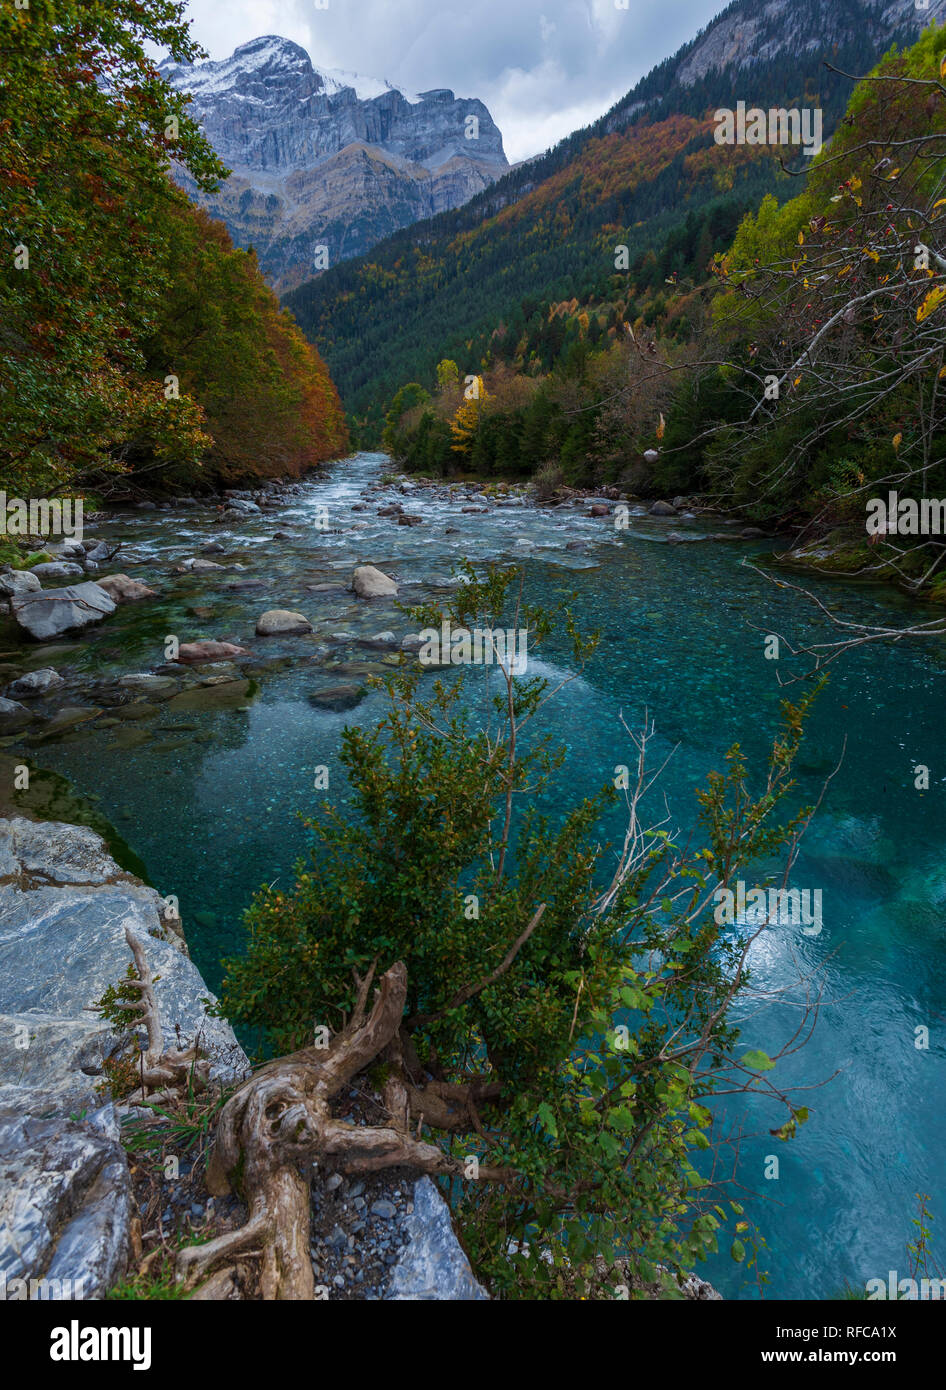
[589,504,610,517]
[308,685,366,712]
[7,667,64,698]
[352,566,398,599]
[356,631,398,650]
[10,582,115,641]
[0,1101,131,1298]
[648,500,678,517]
[28,562,84,582]
[255,609,313,636]
[397,514,424,527]
[371,1200,397,1220]
[387,1178,488,1301]
[200,542,226,554]
[95,574,157,603]
[0,818,249,1086]
[740,527,767,539]
[0,571,41,598]
[0,697,35,733]
[400,634,425,653]
[118,674,177,693]
[134,501,157,510]
[181,557,225,571]
[166,679,254,711]
[175,641,251,664]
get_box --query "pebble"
[371,1200,397,1220]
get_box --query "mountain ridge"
[161,35,508,292]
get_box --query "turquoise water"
[10,452,946,1300]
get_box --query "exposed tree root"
[118,926,212,1105]
[175,960,512,1299]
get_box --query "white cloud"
[176,0,725,162]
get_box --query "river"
[7,451,945,1300]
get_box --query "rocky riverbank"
[0,814,488,1300]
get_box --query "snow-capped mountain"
[160,35,508,291]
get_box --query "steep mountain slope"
[284,0,943,427]
[161,35,508,292]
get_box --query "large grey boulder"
[10,581,115,641]
[0,1100,131,1298]
[0,817,249,1093]
[28,562,85,583]
[352,565,398,598]
[387,1178,488,1300]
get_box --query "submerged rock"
[11,582,115,641]
[0,697,36,733]
[175,641,251,663]
[308,684,366,712]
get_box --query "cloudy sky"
[179,0,726,162]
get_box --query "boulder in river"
[96,574,157,603]
[175,640,251,663]
[28,562,84,582]
[352,565,398,598]
[0,697,36,733]
[648,500,678,517]
[7,667,64,697]
[357,631,398,650]
[256,609,313,636]
[308,684,366,711]
[10,581,115,641]
[0,570,41,598]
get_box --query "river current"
[9,451,945,1300]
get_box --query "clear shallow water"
[9,452,946,1300]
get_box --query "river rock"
[0,571,41,598]
[179,557,226,572]
[387,1178,488,1300]
[352,566,398,599]
[397,514,424,527]
[11,582,115,641]
[0,817,249,1090]
[28,562,85,582]
[589,504,610,517]
[357,631,398,650]
[7,667,64,698]
[648,500,678,517]
[118,674,177,693]
[255,609,313,636]
[0,697,36,733]
[308,684,366,712]
[95,574,157,603]
[200,542,226,554]
[0,1102,131,1299]
[175,641,251,663]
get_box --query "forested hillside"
[285,0,930,439]
[0,0,348,503]
[378,25,946,596]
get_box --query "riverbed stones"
[95,574,157,603]
[7,668,64,698]
[352,566,398,598]
[10,582,115,641]
[648,500,678,517]
[167,679,254,711]
[255,609,313,636]
[357,631,398,650]
[175,641,251,663]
